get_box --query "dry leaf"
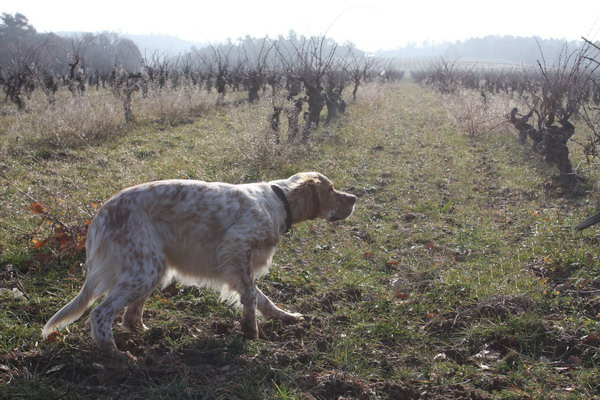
[30,202,46,214]
[32,238,49,249]
[44,331,60,343]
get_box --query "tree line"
[377,35,584,65]
[0,13,405,144]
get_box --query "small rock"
[0,288,25,299]
[566,355,582,367]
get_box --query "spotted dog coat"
[42,172,356,357]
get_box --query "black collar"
[271,185,292,234]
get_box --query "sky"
[2,0,600,52]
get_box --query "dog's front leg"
[232,249,258,339]
[240,287,258,339]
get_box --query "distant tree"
[239,36,273,103]
[383,35,584,65]
[207,44,233,104]
[0,13,39,110]
[323,64,348,125]
[85,34,142,76]
[577,38,600,163]
[345,44,374,101]
[0,12,36,39]
[286,36,336,140]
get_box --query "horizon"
[2,0,600,53]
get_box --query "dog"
[42,172,356,358]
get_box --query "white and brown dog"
[42,172,356,358]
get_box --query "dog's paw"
[241,319,259,340]
[281,312,304,323]
[242,328,259,340]
[118,321,148,333]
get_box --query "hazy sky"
[3,0,600,51]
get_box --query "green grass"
[1,81,599,399]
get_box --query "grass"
[1,80,599,399]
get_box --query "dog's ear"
[287,177,321,221]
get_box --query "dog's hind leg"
[120,294,150,332]
[256,288,304,323]
[90,259,163,357]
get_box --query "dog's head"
[284,172,356,224]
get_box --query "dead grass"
[4,91,125,152]
[441,88,522,137]
[0,84,221,155]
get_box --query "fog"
[2,0,599,53]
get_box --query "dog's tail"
[42,279,98,339]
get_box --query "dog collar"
[271,185,292,234]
